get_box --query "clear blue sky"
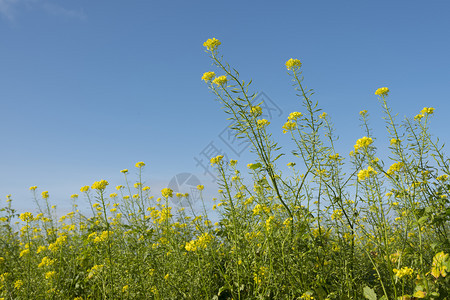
[1,0,450,213]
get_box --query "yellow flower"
[386,162,404,175]
[257,119,270,128]
[359,110,368,116]
[19,212,34,222]
[282,121,297,133]
[80,186,90,192]
[288,111,302,120]
[197,185,204,191]
[29,186,37,191]
[14,279,23,289]
[390,138,400,145]
[414,114,424,121]
[110,193,118,198]
[161,188,173,198]
[375,87,389,96]
[285,58,302,70]
[38,257,56,268]
[135,161,145,168]
[287,162,296,167]
[116,185,124,191]
[201,71,215,82]
[203,38,221,51]
[393,266,414,278]
[91,180,109,190]
[353,136,373,153]
[357,166,377,181]
[120,169,128,174]
[41,191,49,199]
[437,174,448,181]
[212,75,227,86]
[122,285,129,292]
[210,155,224,166]
[229,159,238,166]
[250,106,262,117]
[70,194,78,199]
[45,271,56,280]
[319,112,327,119]
[420,107,435,115]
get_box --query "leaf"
[363,286,377,300]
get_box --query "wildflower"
[92,180,109,190]
[120,169,128,174]
[386,162,404,175]
[203,38,221,51]
[331,209,343,220]
[251,106,262,116]
[353,136,373,153]
[122,285,129,292]
[390,138,400,145]
[110,193,118,198]
[210,155,224,166]
[437,174,448,181]
[135,161,145,168]
[161,188,173,198]
[357,166,377,181]
[29,186,37,191]
[42,191,49,199]
[319,112,327,119]
[420,107,435,115]
[14,279,23,289]
[116,185,124,191]
[19,212,33,222]
[87,264,104,279]
[393,267,414,279]
[20,248,30,257]
[431,251,448,278]
[212,75,227,86]
[375,87,389,96]
[287,162,296,167]
[45,271,56,280]
[197,185,204,191]
[329,153,340,160]
[285,58,302,70]
[257,119,270,128]
[80,186,90,192]
[229,159,238,166]
[164,273,169,280]
[359,110,368,116]
[133,194,139,199]
[143,186,150,191]
[71,194,78,199]
[201,71,215,82]
[288,111,302,120]
[282,121,297,133]
[414,114,424,121]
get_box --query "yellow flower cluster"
[135,161,145,168]
[201,71,215,82]
[197,185,204,191]
[386,162,405,175]
[285,58,302,70]
[185,232,214,251]
[80,185,90,192]
[38,257,56,268]
[212,75,227,86]
[359,110,368,116]
[161,188,173,198]
[420,107,435,115]
[257,119,270,128]
[375,87,389,96]
[210,155,224,166]
[253,204,271,215]
[203,38,221,51]
[393,266,414,278]
[357,166,377,181]
[437,174,449,181]
[251,106,262,117]
[92,180,109,190]
[288,111,302,120]
[331,209,343,220]
[390,138,400,145]
[19,212,34,222]
[87,264,104,279]
[41,191,49,199]
[353,136,373,153]
[29,186,37,191]
[282,121,297,133]
[48,235,67,252]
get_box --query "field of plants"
[1,38,449,299]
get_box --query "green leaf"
[363,286,377,300]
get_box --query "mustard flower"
[135,161,145,168]
[251,106,262,117]
[203,38,221,51]
[161,188,173,198]
[91,180,109,190]
[29,186,37,191]
[80,185,90,192]
[287,162,296,167]
[45,271,56,280]
[19,212,34,222]
[357,166,377,181]
[229,159,238,166]
[437,174,449,181]
[353,136,373,153]
[197,185,204,191]
[110,193,118,198]
[116,185,124,191]
[359,110,368,116]
[143,186,150,191]
[285,58,302,70]
[386,162,405,175]
[70,194,78,199]
[210,155,224,166]
[120,169,128,174]
[319,112,327,119]
[282,121,297,133]
[393,267,414,279]
[287,111,302,120]
[41,191,49,199]
[375,87,389,96]
[201,71,215,82]
[212,75,227,86]
[14,279,23,289]
[420,107,435,115]
[390,138,400,145]
[134,182,142,188]
[414,114,424,121]
[257,119,270,128]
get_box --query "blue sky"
[1,0,450,213]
